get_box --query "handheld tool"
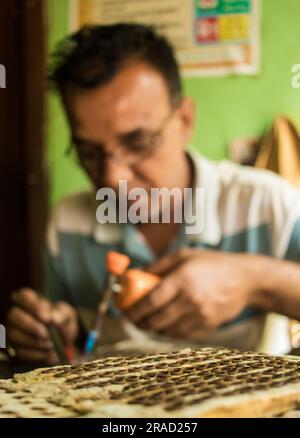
[36,291,75,365]
[84,251,161,358]
[84,251,130,357]
[47,323,72,365]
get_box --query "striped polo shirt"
[44,150,300,354]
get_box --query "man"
[7,24,300,364]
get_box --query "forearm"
[246,254,300,320]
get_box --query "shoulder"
[51,191,95,232]
[192,151,300,204]
[190,151,300,255]
[210,158,284,191]
[47,191,96,255]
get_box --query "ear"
[177,97,196,143]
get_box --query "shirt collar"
[185,149,222,246]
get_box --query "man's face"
[63,62,195,200]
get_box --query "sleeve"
[284,219,300,262]
[268,175,300,260]
[43,206,70,303]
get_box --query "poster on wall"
[70,0,260,77]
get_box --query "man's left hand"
[125,249,257,339]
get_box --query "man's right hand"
[7,288,79,364]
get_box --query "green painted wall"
[48,0,91,208]
[47,0,300,207]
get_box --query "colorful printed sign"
[70,0,260,76]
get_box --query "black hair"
[48,23,182,106]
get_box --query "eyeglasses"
[65,107,177,169]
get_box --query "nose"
[102,156,134,189]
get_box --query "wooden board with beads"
[1,348,300,417]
